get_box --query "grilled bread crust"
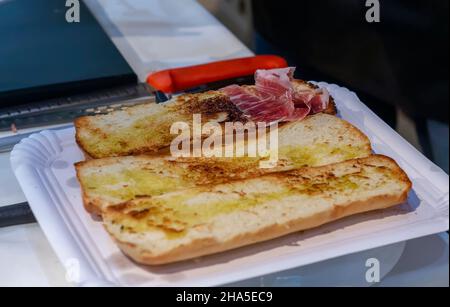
[103,155,412,265]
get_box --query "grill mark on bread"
[177,92,248,122]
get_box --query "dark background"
[252,0,449,124]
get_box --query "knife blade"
[0,83,159,132]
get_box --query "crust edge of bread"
[74,162,103,217]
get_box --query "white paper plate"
[10,83,449,286]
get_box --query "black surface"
[0,203,36,228]
[0,0,137,109]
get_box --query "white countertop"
[0,0,448,287]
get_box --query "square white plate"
[10,83,449,286]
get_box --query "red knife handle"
[146,55,288,93]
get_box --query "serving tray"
[10,83,449,286]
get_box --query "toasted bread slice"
[103,155,411,265]
[75,81,336,159]
[76,114,370,215]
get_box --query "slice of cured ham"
[220,67,330,123]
